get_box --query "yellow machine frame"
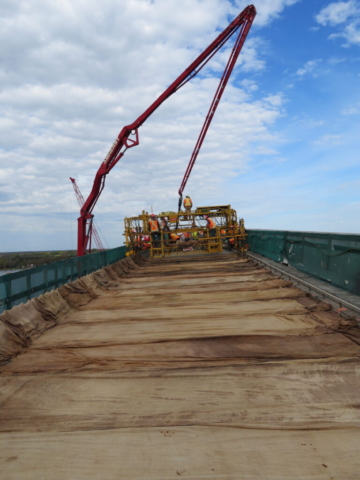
[124,205,247,258]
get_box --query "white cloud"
[235,0,300,27]
[0,0,298,251]
[254,146,279,155]
[263,93,286,107]
[241,79,259,91]
[315,1,357,25]
[235,38,266,72]
[341,104,360,114]
[295,59,322,76]
[314,133,344,145]
[307,120,325,128]
[315,1,360,46]
[328,56,347,63]
[291,116,325,128]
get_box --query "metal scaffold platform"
[124,205,248,258]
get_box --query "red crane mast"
[77,5,256,256]
[70,177,105,252]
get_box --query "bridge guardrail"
[0,246,126,314]
[247,229,360,296]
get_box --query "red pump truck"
[76,5,256,256]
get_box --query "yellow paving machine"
[124,205,248,258]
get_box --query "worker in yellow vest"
[148,214,161,248]
[204,215,216,238]
[183,195,192,219]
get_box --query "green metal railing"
[247,229,360,296]
[0,246,126,314]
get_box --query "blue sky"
[0,0,359,251]
[231,0,360,233]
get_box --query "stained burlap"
[1,252,360,479]
[0,255,147,363]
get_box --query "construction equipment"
[76,5,257,256]
[70,178,105,252]
[124,205,248,258]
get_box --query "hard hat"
[132,229,136,233]
[230,225,234,228]
[150,214,155,217]
[186,195,190,198]
[204,215,209,219]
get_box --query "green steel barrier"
[0,246,126,314]
[247,230,360,296]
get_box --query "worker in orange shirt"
[141,235,151,250]
[148,214,161,248]
[179,232,191,242]
[204,215,216,238]
[228,226,236,250]
[177,231,193,251]
[170,232,180,242]
[183,195,192,219]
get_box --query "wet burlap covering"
[1,252,360,479]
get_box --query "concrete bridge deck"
[1,253,360,479]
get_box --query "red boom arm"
[178,7,256,201]
[77,5,256,256]
[70,177,105,251]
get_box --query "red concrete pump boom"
[70,177,105,252]
[77,5,256,256]
[177,7,256,208]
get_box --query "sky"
[0,0,359,252]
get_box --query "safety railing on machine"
[127,228,248,258]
